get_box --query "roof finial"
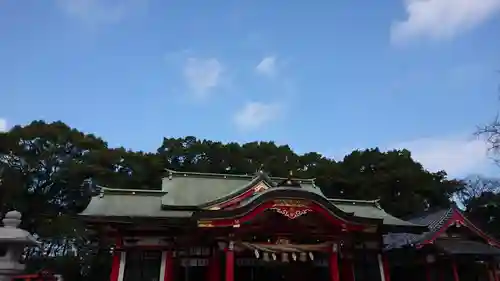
[285,156,293,180]
[258,163,264,173]
[286,169,293,185]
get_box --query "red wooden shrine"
[79,170,500,281]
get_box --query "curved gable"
[193,188,382,231]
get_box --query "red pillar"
[451,259,460,281]
[489,264,495,281]
[109,251,120,281]
[425,262,432,281]
[208,250,220,281]
[438,264,444,281]
[163,250,173,281]
[207,253,214,281]
[377,253,391,281]
[225,242,234,281]
[351,259,356,281]
[341,256,354,281]
[494,263,499,281]
[329,244,340,281]
[382,254,391,281]
[109,237,123,281]
[490,262,498,281]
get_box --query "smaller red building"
[385,205,500,281]
[79,170,427,281]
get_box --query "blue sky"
[1,0,500,178]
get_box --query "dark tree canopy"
[461,176,500,239]
[333,148,462,217]
[466,192,500,239]
[0,121,107,233]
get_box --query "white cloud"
[391,136,490,177]
[255,56,277,77]
[56,0,145,26]
[0,119,6,132]
[233,102,282,131]
[391,0,500,44]
[183,57,224,98]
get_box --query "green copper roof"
[79,170,425,232]
[329,199,425,228]
[161,170,320,207]
[160,172,257,207]
[80,187,193,218]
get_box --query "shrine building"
[78,170,499,281]
[385,205,500,281]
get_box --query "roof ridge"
[403,205,452,221]
[328,198,380,204]
[166,169,255,179]
[100,186,166,195]
[165,169,315,182]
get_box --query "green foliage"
[335,148,463,217]
[0,121,107,232]
[466,191,500,239]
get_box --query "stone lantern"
[0,210,37,281]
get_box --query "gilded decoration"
[197,221,214,227]
[253,182,268,192]
[205,182,268,211]
[270,199,312,219]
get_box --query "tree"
[87,147,163,190]
[466,191,500,238]
[0,121,99,279]
[457,175,500,207]
[476,76,500,165]
[329,148,463,217]
[477,116,500,165]
[470,83,500,237]
[0,121,149,280]
[0,121,108,232]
